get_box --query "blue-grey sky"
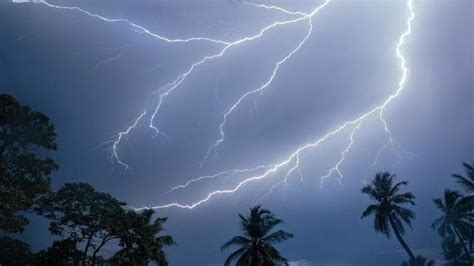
[0,0,473,265]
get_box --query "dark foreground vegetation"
[0,93,472,265]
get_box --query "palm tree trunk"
[452,225,473,265]
[388,214,415,260]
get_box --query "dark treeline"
[0,93,472,265]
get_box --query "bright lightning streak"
[259,152,304,202]
[200,17,315,167]
[168,165,272,192]
[244,2,309,17]
[19,0,415,207]
[111,110,147,169]
[108,0,330,167]
[319,121,362,186]
[137,0,415,210]
[32,0,230,45]
[28,0,326,167]
[370,112,396,168]
[147,1,329,138]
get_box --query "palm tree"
[441,236,471,266]
[400,255,435,266]
[221,206,294,266]
[452,161,474,253]
[432,190,473,265]
[112,209,175,266]
[452,162,474,193]
[361,172,416,260]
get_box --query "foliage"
[221,205,293,266]
[0,236,33,265]
[452,162,474,193]
[432,190,474,238]
[110,209,175,266]
[441,236,471,266]
[32,238,83,266]
[36,182,126,265]
[36,182,175,265]
[0,94,58,233]
[432,190,474,264]
[361,172,416,260]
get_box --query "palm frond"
[262,230,294,244]
[361,204,378,219]
[235,249,251,266]
[391,214,406,235]
[389,181,408,197]
[374,209,390,237]
[452,162,474,193]
[433,198,446,212]
[224,247,247,266]
[156,235,175,247]
[221,236,251,251]
[392,192,416,205]
[394,206,415,228]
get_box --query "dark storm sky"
[0,0,473,265]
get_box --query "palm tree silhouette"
[452,162,474,193]
[441,236,471,265]
[451,162,474,255]
[112,209,175,266]
[432,190,473,265]
[221,205,293,266]
[361,172,416,260]
[400,255,435,266]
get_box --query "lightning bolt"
[244,2,309,17]
[24,0,327,168]
[16,0,416,208]
[33,0,230,45]
[111,110,147,169]
[319,120,362,186]
[199,4,322,167]
[103,0,328,167]
[147,0,329,143]
[134,0,415,210]
[168,165,272,192]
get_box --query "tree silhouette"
[441,236,471,266]
[221,205,293,266]
[32,238,83,265]
[450,162,474,254]
[111,209,175,266]
[0,94,58,233]
[432,190,473,265]
[36,182,126,266]
[452,162,474,193]
[361,172,416,260]
[0,236,33,266]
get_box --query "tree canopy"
[0,94,58,233]
[36,182,126,265]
